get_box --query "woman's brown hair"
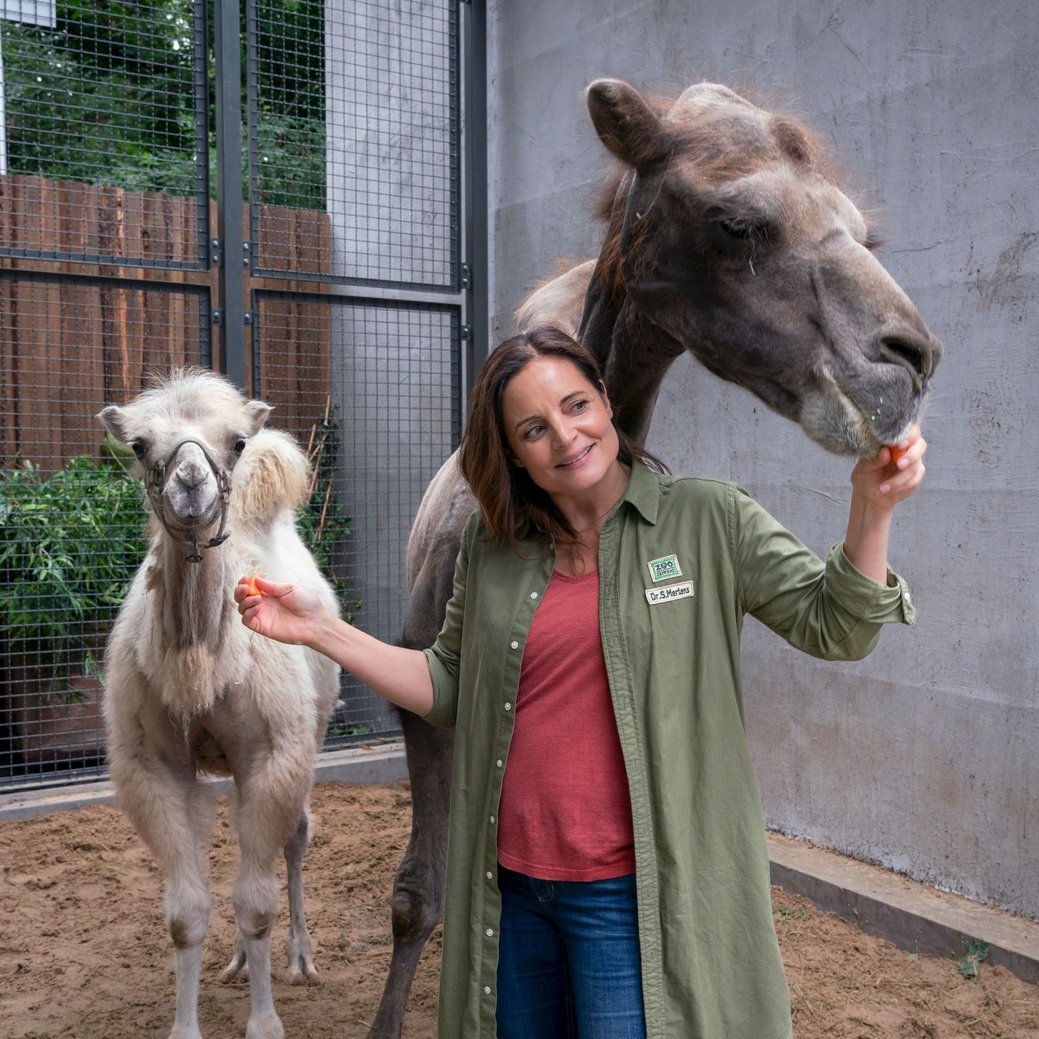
[458,326,668,551]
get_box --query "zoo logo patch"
[646,553,682,583]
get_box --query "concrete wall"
[485,0,1038,919]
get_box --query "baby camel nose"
[175,458,210,491]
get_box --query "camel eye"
[719,216,774,245]
[720,218,753,241]
[131,440,146,459]
[233,438,247,456]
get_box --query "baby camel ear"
[244,400,272,435]
[97,404,129,444]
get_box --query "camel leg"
[230,767,312,1039]
[111,752,215,1039]
[283,803,320,983]
[365,712,453,1039]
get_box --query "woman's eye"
[524,425,544,440]
[571,399,589,413]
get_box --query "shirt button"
[504,702,512,711]
[496,759,503,768]
[510,640,519,650]
[486,871,493,880]
[484,986,492,995]
[530,591,538,599]
[489,815,496,825]
[486,928,494,937]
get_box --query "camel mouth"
[161,491,224,533]
[800,372,918,458]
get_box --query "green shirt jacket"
[423,461,916,1039]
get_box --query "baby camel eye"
[131,440,147,459]
[233,437,248,456]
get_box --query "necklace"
[572,492,625,535]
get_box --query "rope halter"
[145,437,232,563]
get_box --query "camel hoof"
[287,956,320,985]
[219,953,249,983]
[167,1026,203,1039]
[245,1009,285,1039]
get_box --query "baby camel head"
[97,368,271,560]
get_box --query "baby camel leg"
[283,803,319,983]
[231,780,306,1039]
[113,760,216,1039]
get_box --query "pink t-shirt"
[496,568,636,881]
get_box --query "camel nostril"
[176,463,209,490]
[880,336,933,382]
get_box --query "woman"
[236,326,925,1039]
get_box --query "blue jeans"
[495,865,647,1039]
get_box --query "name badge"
[645,581,694,605]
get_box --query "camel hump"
[515,258,596,335]
[231,428,311,530]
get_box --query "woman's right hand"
[234,575,325,646]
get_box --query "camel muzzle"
[146,437,232,562]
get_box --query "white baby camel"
[98,368,341,1039]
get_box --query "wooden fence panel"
[0,175,332,471]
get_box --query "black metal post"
[213,0,247,391]
[463,0,489,392]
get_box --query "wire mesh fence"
[255,293,461,743]
[0,0,470,790]
[0,274,211,784]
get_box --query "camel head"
[581,79,943,457]
[97,369,271,559]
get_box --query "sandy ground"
[1,780,1036,1039]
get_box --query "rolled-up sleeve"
[422,513,477,728]
[733,486,916,661]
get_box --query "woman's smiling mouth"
[557,445,594,468]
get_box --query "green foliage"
[2,1,200,192]
[958,939,990,979]
[0,450,146,691]
[1,0,327,206]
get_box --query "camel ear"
[244,400,272,435]
[97,404,129,444]
[587,79,670,171]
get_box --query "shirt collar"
[510,459,665,541]
[620,460,664,525]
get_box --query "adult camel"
[366,78,942,1038]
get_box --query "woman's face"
[501,355,622,501]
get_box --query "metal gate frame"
[0,0,487,790]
